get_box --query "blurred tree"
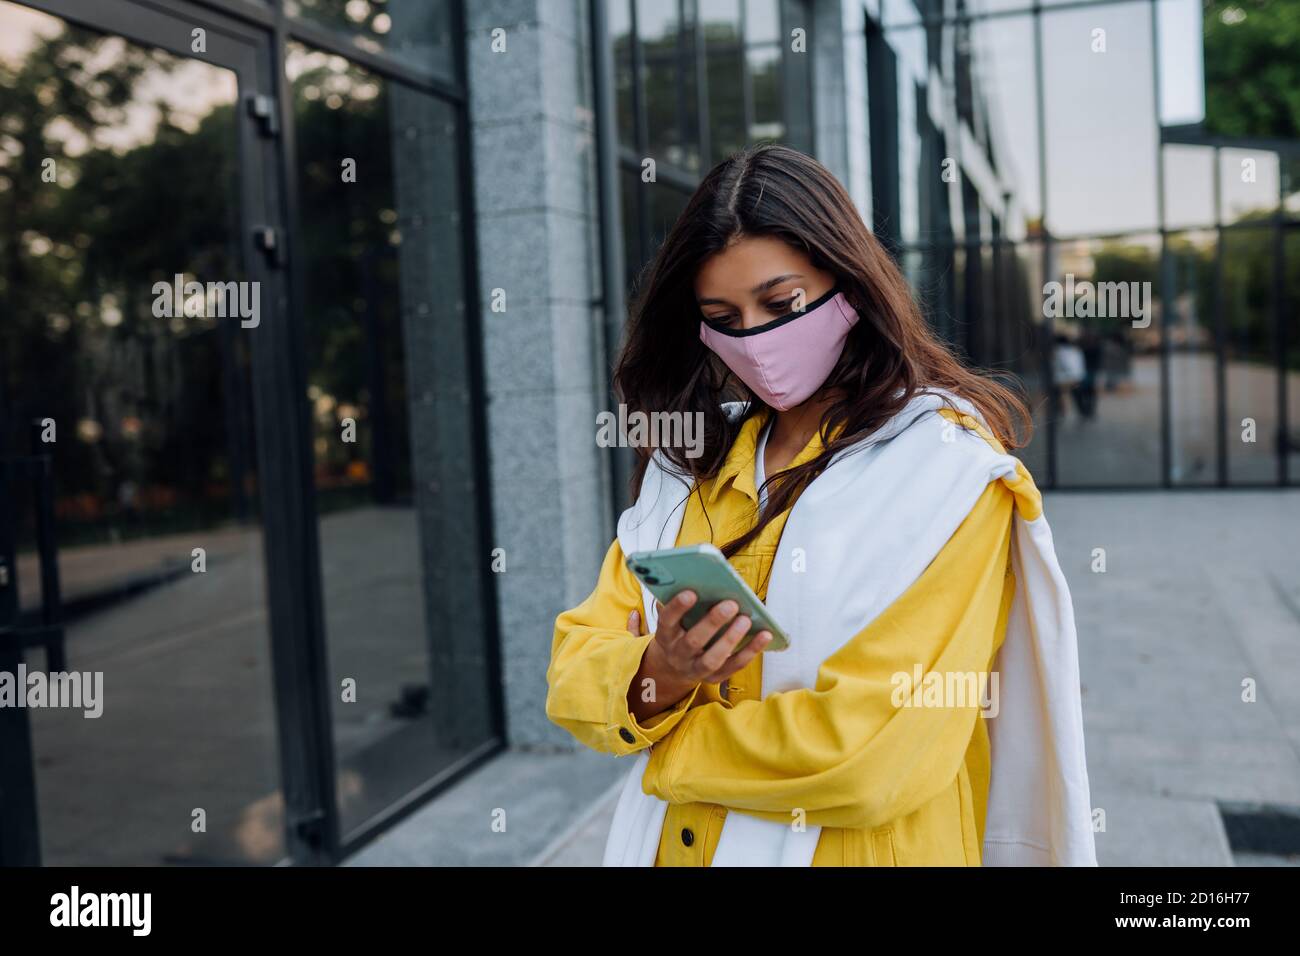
[0,18,246,543]
[1202,0,1300,139]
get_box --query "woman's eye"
[767,298,797,315]
[705,314,737,327]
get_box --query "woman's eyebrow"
[750,273,803,293]
[697,273,804,306]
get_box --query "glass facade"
[872,0,1299,487]
[608,0,816,282]
[285,0,458,82]
[0,0,497,865]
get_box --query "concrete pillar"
[465,0,614,747]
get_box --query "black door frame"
[6,0,339,865]
[263,0,506,857]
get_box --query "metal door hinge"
[246,93,280,137]
[291,808,328,852]
[252,225,284,268]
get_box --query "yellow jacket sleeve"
[546,539,703,756]
[641,480,1016,830]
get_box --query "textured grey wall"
[466,0,615,748]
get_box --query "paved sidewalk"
[353,490,1300,866]
[1052,490,1300,866]
[343,747,625,866]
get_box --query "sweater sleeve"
[640,480,1016,830]
[546,538,703,756]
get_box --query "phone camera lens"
[643,575,659,585]
[633,565,650,575]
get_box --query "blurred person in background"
[1052,331,1086,422]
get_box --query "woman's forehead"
[695,237,815,296]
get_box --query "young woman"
[546,144,1095,867]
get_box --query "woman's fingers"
[704,631,773,683]
[697,614,752,674]
[682,599,740,655]
[627,609,642,635]
[654,590,697,637]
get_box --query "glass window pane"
[1049,235,1162,486]
[636,0,679,41]
[779,0,814,151]
[637,0,699,172]
[1162,144,1216,230]
[682,22,702,171]
[951,244,971,354]
[747,44,783,141]
[1287,230,1300,484]
[1203,0,1300,141]
[1041,2,1159,237]
[969,14,1041,240]
[647,183,690,261]
[611,0,636,147]
[609,0,632,37]
[1166,231,1218,485]
[881,0,925,28]
[905,243,958,345]
[1008,242,1051,481]
[965,243,1001,365]
[287,45,496,836]
[620,166,643,285]
[706,44,746,163]
[285,0,456,82]
[907,237,1053,485]
[881,24,927,244]
[744,0,780,44]
[700,0,741,44]
[1219,148,1280,225]
[1222,226,1278,484]
[1156,0,1205,127]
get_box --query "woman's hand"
[625,590,773,723]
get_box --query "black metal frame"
[0,0,504,867]
[0,438,61,865]
[591,0,632,524]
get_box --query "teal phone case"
[624,544,790,654]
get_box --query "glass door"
[0,0,320,864]
[283,35,500,845]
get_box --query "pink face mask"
[699,287,860,411]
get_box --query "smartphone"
[625,544,790,654]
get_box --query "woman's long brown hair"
[613,144,1032,558]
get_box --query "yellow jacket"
[547,410,1017,865]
